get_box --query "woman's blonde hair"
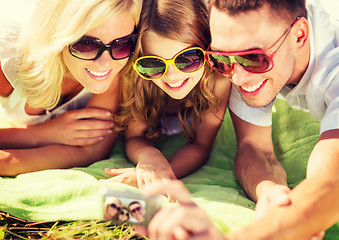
[16,0,142,109]
[118,0,219,141]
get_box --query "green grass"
[0,212,147,240]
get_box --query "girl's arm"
[0,74,121,176]
[169,74,231,178]
[106,74,230,190]
[123,120,177,189]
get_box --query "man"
[206,0,338,235]
[129,201,145,223]
[138,0,339,239]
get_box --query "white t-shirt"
[229,0,339,134]
[0,9,92,127]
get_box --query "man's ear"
[293,17,309,49]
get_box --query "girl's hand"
[33,107,115,146]
[136,157,177,202]
[103,168,139,188]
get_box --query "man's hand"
[255,184,291,220]
[136,180,226,240]
[255,183,324,240]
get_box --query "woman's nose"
[95,51,112,67]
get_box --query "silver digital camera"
[101,188,162,226]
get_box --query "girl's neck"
[165,97,187,115]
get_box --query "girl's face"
[141,31,204,100]
[62,11,135,94]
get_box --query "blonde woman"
[105,0,230,201]
[0,0,142,176]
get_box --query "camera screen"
[104,195,146,225]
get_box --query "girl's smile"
[163,77,189,90]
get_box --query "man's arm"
[230,111,288,202]
[227,163,339,240]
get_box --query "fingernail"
[107,130,113,134]
[106,111,112,116]
[99,136,104,141]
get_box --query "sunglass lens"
[111,35,137,60]
[131,206,141,213]
[136,58,166,79]
[206,54,232,74]
[70,38,101,60]
[175,49,204,73]
[235,53,271,73]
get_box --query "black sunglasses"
[130,206,142,214]
[109,203,121,211]
[69,32,138,61]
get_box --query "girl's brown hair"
[117,0,219,141]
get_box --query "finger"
[136,174,147,190]
[172,226,190,240]
[69,107,113,120]
[134,225,148,238]
[255,199,269,220]
[74,119,114,131]
[66,136,105,146]
[72,130,114,141]
[167,174,179,203]
[162,178,177,203]
[149,206,179,240]
[105,168,134,176]
[255,186,291,220]
[143,180,193,204]
[311,231,325,240]
[272,186,291,207]
[149,206,209,240]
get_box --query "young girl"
[105,0,230,199]
[0,0,142,176]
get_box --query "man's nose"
[230,63,253,86]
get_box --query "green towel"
[0,98,338,238]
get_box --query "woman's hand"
[33,107,115,146]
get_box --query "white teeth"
[167,80,185,88]
[242,82,263,92]
[87,69,110,77]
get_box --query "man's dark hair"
[208,0,307,19]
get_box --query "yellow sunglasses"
[133,47,206,80]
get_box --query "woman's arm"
[0,62,114,149]
[0,74,121,176]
